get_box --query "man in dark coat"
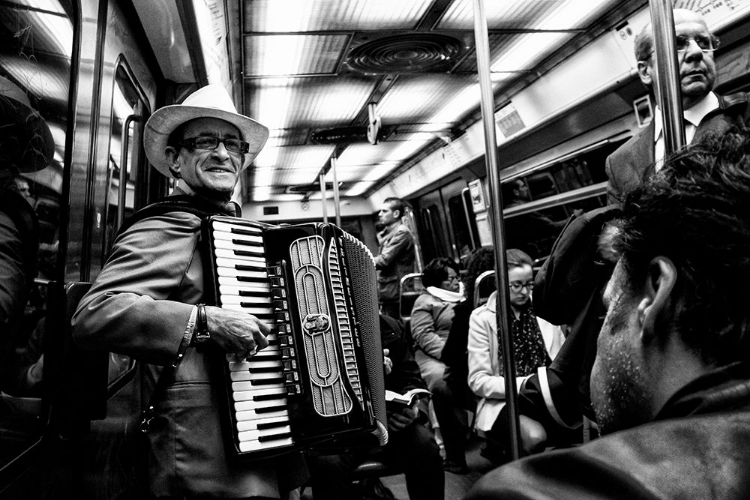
[309,314,444,500]
[467,129,750,500]
[374,198,416,319]
[605,8,750,204]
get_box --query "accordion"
[203,215,388,461]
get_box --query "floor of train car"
[301,434,497,500]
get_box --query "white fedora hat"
[0,76,55,173]
[144,84,269,177]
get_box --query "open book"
[385,388,431,407]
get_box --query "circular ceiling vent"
[347,33,464,74]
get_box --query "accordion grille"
[339,232,387,431]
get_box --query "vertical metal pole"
[650,0,685,156]
[331,156,342,227]
[472,0,521,459]
[320,173,328,224]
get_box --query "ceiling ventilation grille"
[347,33,464,74]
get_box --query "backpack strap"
[116,194,231,238]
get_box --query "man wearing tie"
[605,8,750,204]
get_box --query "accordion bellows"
[204,216,388,461]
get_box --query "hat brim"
[0,96,55,173]
[144,104,269,177]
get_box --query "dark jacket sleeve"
[380,314,426,394]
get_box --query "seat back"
[473,270,496,308]
[398,273,424,323]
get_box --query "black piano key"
[251,378,285,386]
[253,393,286,402]
[235,263,267,272]
[239,290,272,298]
[230,227,261,237]
[231,238,263,247]
[234,249,266,258]
[248,366,282,373]
[257,420,290,431]
[259,431,293,443]
[256,404,288,414]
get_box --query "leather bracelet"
[173,305,198,368]
[192,303,210,345]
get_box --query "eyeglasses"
[181,136,249,154]
[509,281,534,292]
[643,34,719,60]
[444,275,460,283]
[675,34,719,53]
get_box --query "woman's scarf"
[426,286,464,303]
[497,303,551,376]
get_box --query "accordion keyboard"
[209,219,301,453]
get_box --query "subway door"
[66,0,158,498]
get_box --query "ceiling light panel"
[345,181,377,197]
[245,76,377,130]
[437,0,616,30]
[243,34,349,77]
[377,75,478,123]
[490,32,574,72]
[244,0,433,31]
[254,144,335,171]
[437,0,560,30]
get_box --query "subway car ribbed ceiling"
[238,0,646,202]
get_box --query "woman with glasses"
[467,249,564,463]
[410,257,462,391]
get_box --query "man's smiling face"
[171,117,244,199]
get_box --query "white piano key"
[230,371,284,384]
[233,398,287,410]
[215,256,268,270]
[237,425,292,442]
[214,239,263,252]
[230,386,286,397]
[218,286,273,299]
[216,267,268,279]
[236,415,289,432]
[225,350,281,365]
[235,407,288,421]
[214,248,266,263]
[238,436,294,452]
[218,277,272,289]
[212,228,263,244]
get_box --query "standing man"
[467,129,750,499]
[72,85,306,499]
[375,197,416,319]
[606,8,750,204]
[0,76,51,392]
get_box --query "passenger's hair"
[506,248,533,270]
[614,128,750,364]
[383,197,406,219]
[167,122,189,150]
[422,257,459,288]
[633,24,654,62]
[464,247,495,302]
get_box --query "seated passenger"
[308,314,444,500]
[468,249,564,462]
[432,247,495,474]
[410,257,463,390]
[467,129,750,499]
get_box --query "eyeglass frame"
[642,34,720,61]
[509,280,534,292]
[443,274,460,283]
[180,136,250,154]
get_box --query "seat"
[398,272,424,324]
[473,270,496,308]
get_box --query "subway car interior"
[1,0,750,498]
